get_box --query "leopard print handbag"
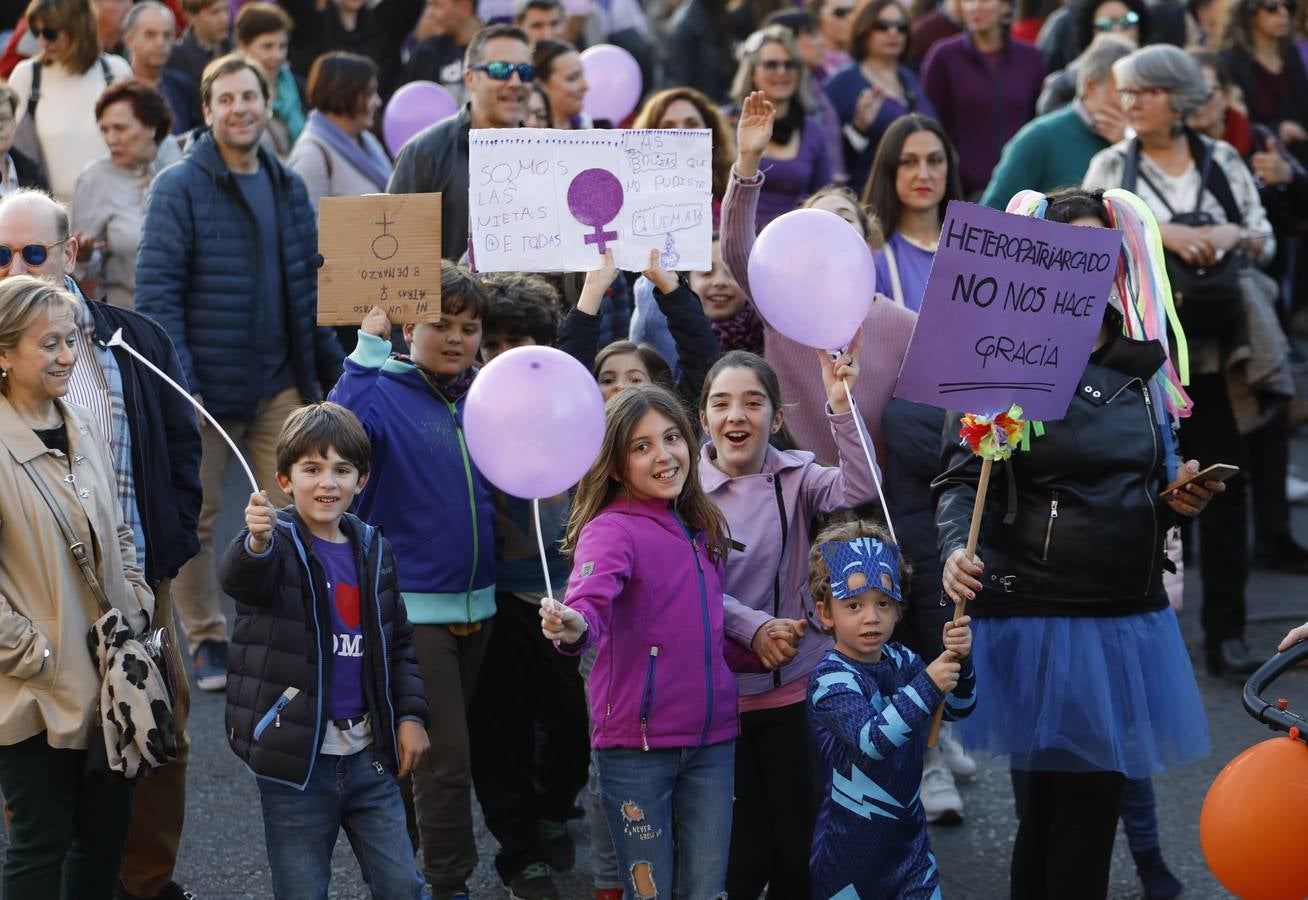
[21,460,179,778]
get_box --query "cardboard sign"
[894,201,1122,420]
[317,193,442,325]
[468,128,713,272]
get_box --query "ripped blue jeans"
[595,741,734,899]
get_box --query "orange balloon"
[1200,734,1308,899]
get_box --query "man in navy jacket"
[136,54,343,696]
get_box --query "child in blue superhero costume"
[807,521,976,899]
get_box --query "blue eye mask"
[819,537,903,604]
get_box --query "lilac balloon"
[383,81,459,156]
[464,346,606,499]
[747,208,875,350]
[580,44,643,124]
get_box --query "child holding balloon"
[540,384,770,900]
[327,261,496,900]
[697,346,882,897]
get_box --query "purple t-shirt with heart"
[315,537,367,721]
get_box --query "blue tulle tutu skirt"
[960,608,1211,780]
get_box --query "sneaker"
[1132,847,1184,900]
[1288,472,1308,504]
[595,891,623,900]
[921,758,963,825]
[193,640,228,692]
[540,818,575,872]
[508,863,558,900]
[937,722,978,779]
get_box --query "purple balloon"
[747,208,875,350]
[383,81,459,156]
[580,44,643,124]
[464,346,606,499]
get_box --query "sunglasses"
[758,59,803,72]
[1259,0,1294,11]
[871,18,910,32]
[827,5,855,16]
[471,61,535,82]
[1094,10,1140,29]
[0,240,66,268]
[34,26,59,41]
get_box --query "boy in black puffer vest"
[219,402,429,899]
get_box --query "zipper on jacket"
[368,527,400,766]
[770,475,789,690]
[1139,382,1160,594]
[443,396,480,623]
[674,524,714,748]
[253,686,301,741]
[639,646,659,752]
[290,530,326,787]
[1041,491,1060,562]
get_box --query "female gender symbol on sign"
[567,168,624,254]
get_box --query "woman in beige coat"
[0,275,153,899]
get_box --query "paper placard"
[469,128,713,272]
[317,193,442,325]
[894,201,1122,421]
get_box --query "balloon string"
[106,328,259,494]
[533,497,560,614]
[842,380,896,545]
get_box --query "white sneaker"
[921,756,963,825]
[938,722,978,779]
[1288,472,1308,504]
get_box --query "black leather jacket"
[933,333,1175,617]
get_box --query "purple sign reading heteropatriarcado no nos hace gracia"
[894,201,1123,421]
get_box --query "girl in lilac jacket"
[698,348,882,896]
[541,384,762,900]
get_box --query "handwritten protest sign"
[469,128,713,272]
[317,193,442,325]
[894,201,1122,420]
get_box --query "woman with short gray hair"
[1083,42,1276,680]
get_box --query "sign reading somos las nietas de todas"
[895,201,1123,421]
[469,128,713,273]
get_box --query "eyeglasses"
[827,5,855,17]
[34,26,59,41]
[871,18,910,32]
[0,240,67,268]
[1094,10,1140,30]
[1116,86,1168,102]
[471,61,535,82]
[1259,0,1294,11]
[757,59,802,72]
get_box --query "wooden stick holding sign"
[317,193,442,325]
[925,405,1024,747]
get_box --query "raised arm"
[720,91,775,301]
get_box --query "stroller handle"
[1242,640,1308,743]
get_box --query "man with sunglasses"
[389,24,532,262]
[0,187,202,900]
[136,54,344,696]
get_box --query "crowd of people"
[0,0,1307,897]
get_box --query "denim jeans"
[257,750,425,900]
[596,741,734,899]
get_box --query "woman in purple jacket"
[698,349,881,897]
[542,385,764,899]
[919,0,1046,198]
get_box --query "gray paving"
[5,435,1307,900]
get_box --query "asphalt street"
[4,433,1307,900]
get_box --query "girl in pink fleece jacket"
[541,384,763,900]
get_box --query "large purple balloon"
[464,346,606,499]
[580,44,643,124]
[383,81,459,156]
[747,208,875,350]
